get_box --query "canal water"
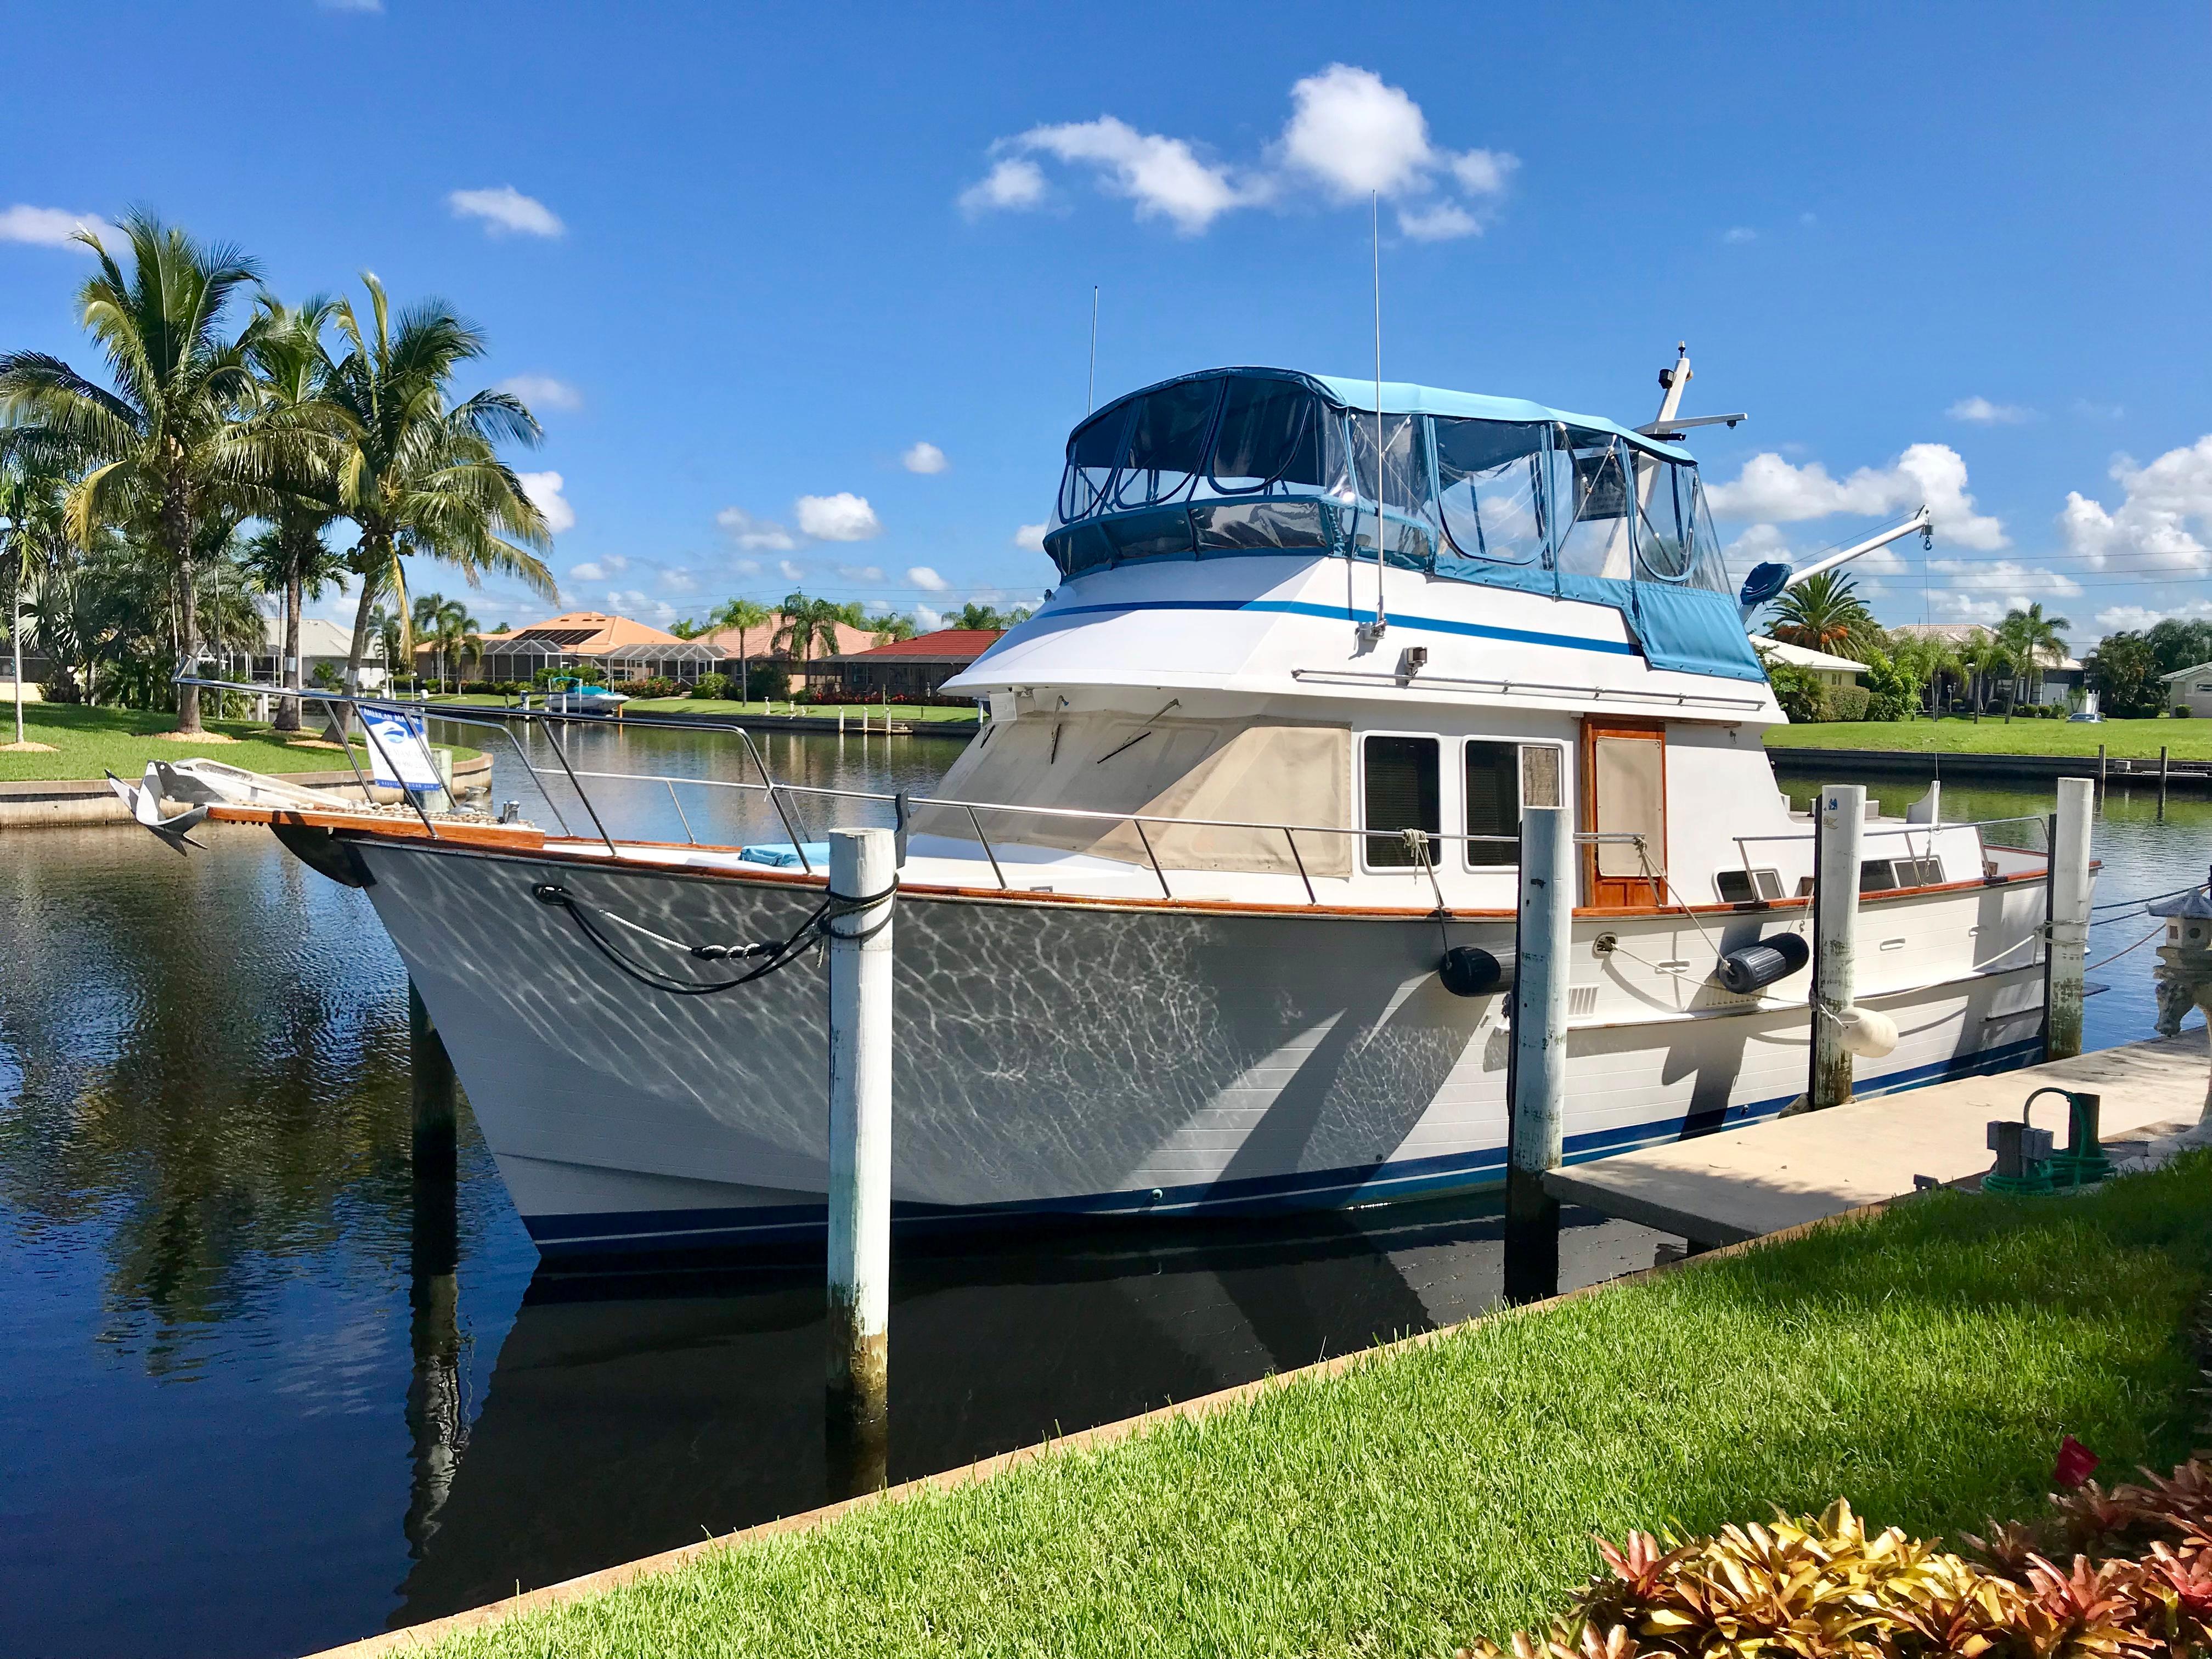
[1,725,2203,1658]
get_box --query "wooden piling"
[1505,806,1570,1302]
[1808,785,1866,1112]
[826,827,895,1493]
[2044,777,2094,1062]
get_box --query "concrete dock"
[1545,1034,2208,1246]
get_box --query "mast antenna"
[1358,192,1389,648]
[1086,285,1099,414]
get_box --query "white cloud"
[447,185,565,238]
[837,564,884,583]
[496,374,583,412]
[2097,600,2212,632]
[1011,523,1049,551]
[1948,396,2033,425]
[965,63,1514,240]
[778,559,805,582]
[603,589,678,625]
[0,205,117,250]
[731,558,760,575]
[716,506,797,551]
[906,566,949,591]
[568,560,605,582]
[517,470,574,534]
[2059,435,2212,576]
[901,441,948,475]
[1705,443,2006,550]
[795,492,881,541]
[1722,226,1758,245]
[317,0,383,10]
[661,568,699,594]
[1928,558,2081,598]
[2073,398,2126,421]
[957,159,1047,216]
[914,603,945,631]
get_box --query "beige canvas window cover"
[918,714,1353,877]
[1591,734,1664,878]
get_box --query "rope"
[530,877,897,996]
[2087,922,2166,974]
[2091,880,2209,916]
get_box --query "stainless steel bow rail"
[172,676,2058,909]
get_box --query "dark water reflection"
[0,731,2196,1658]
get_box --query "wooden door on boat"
[1579,717,1666,908]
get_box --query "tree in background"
[318,275,552,702]
[1955,633,2014,719]
[1756,646,1825,723]
[0,213,312,733]
[2145,617,2212,678]
[710,596,772,698]
[1,459,75,741]
[871,612,919,645]
[433,599,480,690]
[773,591,863,667]
[1764,571,1876,659]
[667,616,709,639]
[1996,602,2072,708]
[244,294,343,731]
[1880,629,1958,716]
[2087,631,2168,719]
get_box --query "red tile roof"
[847,629,1004,659]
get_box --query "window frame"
[1459,738,1568,871]
[1358,730,1444,874]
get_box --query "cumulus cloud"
[901,441,947,474]
[1012,523,1049,551]
[568,561,606,582]
[317,0,383,11]
[906,566,949,591]
[1705,443,2006,550]
[957,158,1047,216]
[1948,396,2033,424]
[497,374,583,412]
[963,63,1515,240]
[837,564,884,583]
[795,492,881,541]
[1722,226,1758,245]
[914,603,945,631]
[0,205,117,249]
[778,559,805,582]
[447,185,565,238]
[518,470,574,534]
[1928,558,2081,598]
[716,506,797,551]
[2059,435,2212,576]
[661,568,699,594]
[2097,599,2212,631]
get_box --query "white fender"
[1835,1005,1899,1059]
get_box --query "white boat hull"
[357,839,2049,1257]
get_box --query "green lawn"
[428,1157,2212,1659]
[0,700,473,783]
[1765,715,2212,759]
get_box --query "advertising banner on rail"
[360,707,443,792]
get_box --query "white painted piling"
[1508,806,1572,1219]
[2045,776,2094,1061]
[1808,783,1866,1112]
[826,826,895,1484]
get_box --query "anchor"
[104,760,210,856]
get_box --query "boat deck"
[1543,1033,2207,1245]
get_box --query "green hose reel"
[1984,1087,2112,1195]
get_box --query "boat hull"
[356,839,2049,1256]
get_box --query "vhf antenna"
[1086,285,1099,414]
[1358,193,1389,648]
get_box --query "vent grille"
[1568,985,1599,1019]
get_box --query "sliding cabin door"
[1579,718,1666,908]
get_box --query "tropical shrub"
[2089,631,2169,719]
[1469,1461,2212,1659]
[1859,652,1918,722]
[1761,653,1826,724]
[687,673,730,699]
[1825,684,1873,723]
[612,676,679,698]
[38,669,83,703]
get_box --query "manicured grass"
[1764,715,2212,759]
[0,700,475,783]
[430,1157,2212,1659]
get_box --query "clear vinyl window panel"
[1632,459,1730,590]
[1109,379,1223,510]
[1435,419,1548,571]
[1551,436,1634,580]
[1363,734,1440,868]
[1206,377,1327,493]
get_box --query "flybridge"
[1044,364,1763,682]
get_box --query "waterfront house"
[803,628,1006,699]
[1889,622,2084,708]
[2161,661,2212,716]
[1749,635,1866,691]
[478,612,724,686]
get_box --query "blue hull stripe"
[1037,597,1644,659]
[524,1037,2045,1257]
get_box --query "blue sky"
[3,2,2207,649]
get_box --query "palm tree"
[0,213,309,733]
[1955,633,2013,720]
[871,612,919,645]
[317,274,553,702]
[1765,572,1876,660]
[1,460,73,746]
[244,294,343,731]
[409,590,448,687]
[433,599,479,692]
[772,592,849,667]
[709,596,772,699]
[1998,602,2073,709]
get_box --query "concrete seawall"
[0,752,495,831]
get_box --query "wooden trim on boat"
[230,804,2055,924]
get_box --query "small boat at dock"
[171,351,2064,1257]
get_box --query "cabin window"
[1058,405,1127,523]
[1631,460,1731,591]
[1551,435,1634,580]
[1207,377,1326,493]
[1189,499,1333,552]
[1363,735,1440,868]
[1463,742,1564,867]
[1436,420,1548,569]
[1348,412,1435,566]
[1109,379,1222,510]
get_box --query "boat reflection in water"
[393,1199,1665,1628]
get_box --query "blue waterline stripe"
[1037,597,1644,659]
[525,1037,2048,1256]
